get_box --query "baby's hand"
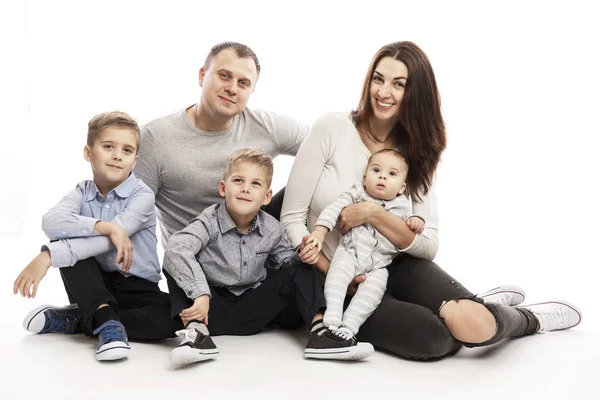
[406,217,425,234]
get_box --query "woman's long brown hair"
[352,41,446,202]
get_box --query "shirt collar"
[216,202,262,235]
[84,172,138,202]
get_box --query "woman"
[281,41,582,360]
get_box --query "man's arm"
[134,125,161,195]
[163,216,213,299]
[268,112,310,155]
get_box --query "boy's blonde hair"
[224,148,274,187]
[87,111,141,153]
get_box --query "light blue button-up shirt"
[42,173,162,282]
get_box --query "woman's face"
[369,57,408,124]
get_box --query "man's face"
[199,49,258,121]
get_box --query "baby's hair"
[367,149,409,170]
[224,147,274,187]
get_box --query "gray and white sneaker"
[170,322,219,366]
[520,301,582,333]
[479,285,526,306]
[305,325,374,361]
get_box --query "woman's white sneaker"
[519,301,582,333]
[479,285,526,306]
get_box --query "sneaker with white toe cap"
[519,301,582,333]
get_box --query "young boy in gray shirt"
[163,148,326,367]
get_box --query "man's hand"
[95,221,133,273]
[180,295,210,326]
[339,202,379,234]
[347,274,366,296]
[406,217,425,234]
[13,251,52,298]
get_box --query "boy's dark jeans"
[164,260,326,336]
[60,257,182,340]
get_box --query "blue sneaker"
[92,320,130,361]
[23,304,80,334]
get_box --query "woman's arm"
[281,114,335,250]
[339,177,440,261]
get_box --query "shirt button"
[105,204,110,209]
[242,240,246,245]
[243,261,247,266]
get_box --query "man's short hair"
[224,147,273,187]
[204,42,261,75]
[87,111,140,153]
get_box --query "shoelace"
[533,307,566,332]
[100,324,127,344]
[175,328,198,345]
[497,294,512,306]
[330,327,354,341]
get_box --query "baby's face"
[363,152,407,201]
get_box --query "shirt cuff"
[406,214,426,223]
[315,218,335,232]
[183,281,211,299]
[42,241,73,268]
[286,225,310,251]
[75,215,101,236]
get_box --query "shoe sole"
[520,300,583,330]
[305,343,374,361]
[23,305,52,333]
[171,347,220,366]
[97,341,131,361]
[479,285,526,306]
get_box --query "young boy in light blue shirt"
[13,111,180,361]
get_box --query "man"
[135,42,308,246]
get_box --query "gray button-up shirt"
[42,173,162,282]
[163,202,299,299]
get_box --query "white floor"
[2,234,598,400]
[2,309,598,400]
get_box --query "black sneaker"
[304,325,374,360]
[22,304,80,334]
[170,322,219,366]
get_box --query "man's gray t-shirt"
[134,105,308,246]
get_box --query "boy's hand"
[406,217,425,234]
[96,221,133,273]
[180,295,210,326]
[299,230,324,265]
[13,251,52,298]
[109,225,133,273]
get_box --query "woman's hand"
[299,235,321,265]
[338,201,380,234]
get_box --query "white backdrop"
[1,0,599,328]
